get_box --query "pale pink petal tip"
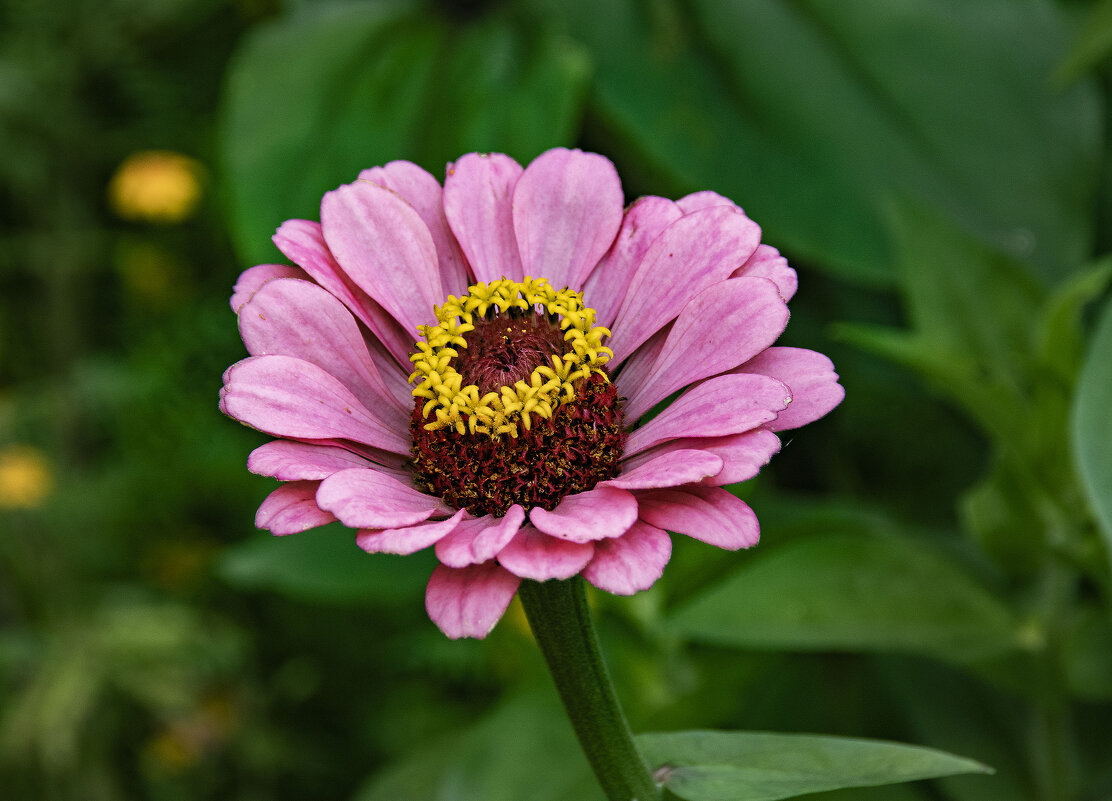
[739,347,845,431]
[583,522,671,595]
[529,485,638,543]
[496,526,595,581]
[425,562,521,639]
[256,481,336,535]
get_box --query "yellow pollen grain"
[408,277,613,438]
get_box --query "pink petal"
[582,196,683,328]
[612,324,668,396]
[248,441,373,480]
[736,347,844,431]
[512,148,624,290]
[273,218,414,367]
[582,521,671,595]
[625,373,791,456]
[316,467,449,529]
[425,562,521,639]
[609,206,762,363]
[733,244,797,302]
[528,485,637,543]
[238,278,408,423]
[623,429,782,487]
[359,161,469,295]
[496,525,595,580]
[606,449,723,490]
[320,180,443,337]
[636,486,760,550]
[356,509,467,555]
[676,190,738,213]
[255,481,336,535]
[230,264,307,313]
[220,355,410,454]
[434,505,526,568]
[443,153,524,283]
[621,277,790,420]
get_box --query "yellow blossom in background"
[0,444,53,509]
[108,150,205,224]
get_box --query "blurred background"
[2,0,1111,799]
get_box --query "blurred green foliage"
[2,0,1111,799]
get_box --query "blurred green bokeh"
[2,0,1111,800]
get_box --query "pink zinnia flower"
[220,148,844,638]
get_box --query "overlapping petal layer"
[222,147,843,638]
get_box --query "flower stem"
[518,577,661,801]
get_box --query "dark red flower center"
[409,304,626,517]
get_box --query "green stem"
[518,577,661,801]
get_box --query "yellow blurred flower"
[0,444,53,509]
[108,150,205,224]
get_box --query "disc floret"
[408,277,614,439]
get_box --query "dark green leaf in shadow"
[217,523,434,605]
[1071,294,1112,571]
[639,730,989,801]
[535,0,1100,285]
[351,688,602,801]
[668,533,1017,662]
[1056,0,1112,85]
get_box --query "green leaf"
[1036,257,1112,385]
[668,533,1017,661]
[1071,294,1112,572]
[1056,0,1112,84]
[352,689,601,801]
[534,0,1099,285]
[638,730,990,801]
[220,2,590,266]
[221,1,440,266]
[216,523,434,605]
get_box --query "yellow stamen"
[409,277,612,438]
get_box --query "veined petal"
[360,161,469,296]
[425,562,521,639]
[583,522,671,595]
[320,180,443,337]
[623,429,782,487]
[496,525,595,580]
[622,277,790,420]
[220,355,410,454]
[624,373,791,456]
[443,153,524,283]
[529,485,638,543]
[248,441,373,481]
[582,196,682,328]
[609,206,762,363]
[356,509,467,555]
[736,347,845,431]
[636,486,760,550]
[606,449,723,490]
[272,219,412,361]
[255,481,336,535]
[512,148,623,291]
[230,264,307,313]
[273,218,413,366]
[435,505,527,568]
[733,244,797,301]
[317,467,449,530]
[239,278,408,422]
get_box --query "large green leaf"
[1071,295,1112,570]
[221,0,439,266]
[639,730,989,801]
[216,523,434,605]
[533,0,1100,285]
[221,2,590,266]
[668,533,1017,661]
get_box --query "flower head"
[220,148,843,638]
